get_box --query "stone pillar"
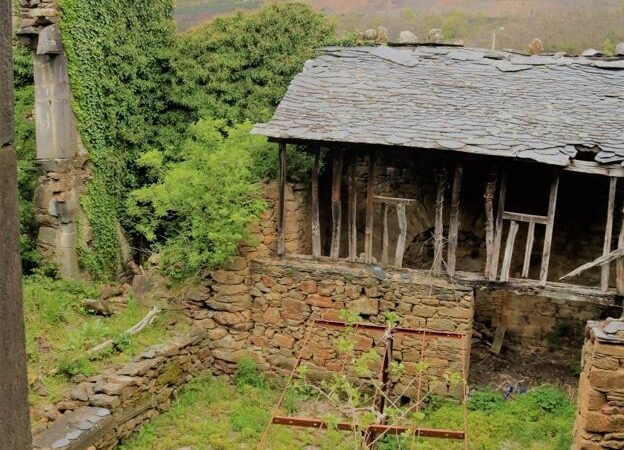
[573,318,624,449]
[0,0,34,447]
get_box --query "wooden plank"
[433,168,447,276]
[373,195,417,206]
[395,203,407,269]
[500,221,519,282]
[563,160,624,178]
[277,142,287,256]
[502,211,549,225]
[522,222,536,278]
[561,248,624,280]
[447,163,463,276]
[617,206,624,296]
[364,149,376,263]
[330,149,343,259]
[602,177,617,291]
[311,148,321,258]
[348,153,357,262]
[539,171,560,284]
[490,169,508,281]
[381,203,389,266]
[484,168,498,278]
[490,324,507,355]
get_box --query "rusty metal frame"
[258,319,469,448]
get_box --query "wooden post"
[433,168,447,276]
[490,169,508,281]
[500,221,519,282]
[0,0,33,446]
[277,142,287,256]
[484,167,498,278]
[330,149,343,259]
[447,163,463,276]
[395,203,407,269]
[539,170,560,284]
[617,203,624,296]
[601,177,617,291]
[381,203,389,266]
[522,222,536,278]
[364,149,376,263]
[311,148,321,258]
[348,154,357,262]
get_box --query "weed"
[234,356,268,390]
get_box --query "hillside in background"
[175,0,624,54]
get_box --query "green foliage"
[170,2,353,125]
[57,355,96,379]
[234,356,268,390]
[12,42,34,88]
[468,389,505,414]
[128,119,267,280]
[58,0,177,278]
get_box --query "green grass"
[24,274,187,424]
[119,371,575,450]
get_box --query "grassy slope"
[174,0,624,54]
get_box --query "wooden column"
[395,203,407,269]
[364,149,376,263]
[0,0,33,446]
[484,167,498,278]
[601,177,617,291]
[433,168,447,276]
[447,163,463,276]
[617,205,624,297]
[348,154,357,262]
[330,149,344,259]
[500,220,519,282]
[539,170,560,284]
[489,169,508,281]
[522,222,536,278]
[277,142,287,256]
[381,203,389,266]
[311,148,321,258]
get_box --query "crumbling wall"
[573,318,624,450]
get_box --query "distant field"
[174,0,624,54]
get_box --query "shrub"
[468,389,504,414]
[234,356,268,390]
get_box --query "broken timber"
[433,168,447,276]
[484,168,497,278]
[447,163,463,276]
[601,177,617,291]
[560,248,624,281]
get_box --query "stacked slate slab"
[253,46,624,166]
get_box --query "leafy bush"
[234,356,268,390]
[128,119,267,280]
[468,389,505,414]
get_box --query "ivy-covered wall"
[58,0,177,279]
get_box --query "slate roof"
[252,46,624,166]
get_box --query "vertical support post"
[447,163,463,276]
[490,169,508,281]
[522,222,536,278]
[0,0,33,446]
[330,149,343,259]
[539,170,560,284]
[364,149,376,263]
[500,221,519,282]
[484,167,498,278]
[277,142,287,256]
[617,202,624,297]
[381,203,389,266]
[348,153,358,262]
[602,177,617,292]
[433,168,447,276]
[311,147,321,258]
[395,203,407,269]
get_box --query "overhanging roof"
[252,46,624,167]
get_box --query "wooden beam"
[311,148,321,258]
[539,171,560,284]
[373,195,417,206]
[277,143,287,256]
[447,163,463,276]
[561,248,624,281]
[0,0,33,445]
[381,203,389,266]
[433,168,447,276]
[618,204,624,296]
[490,169,508,281]
[563,160,624,178]
[502,211,549,225]
[348,153,357,262]
[330,149,344,259]
[395,203,407,269]
[364,149,376,263]
[522,222,535,278]
[602,177,617,291]
[484,167,498,278]
[500,220,519,282]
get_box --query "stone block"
[585,412,624,432]
[306,294,333,308]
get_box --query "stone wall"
[573,318,624,450]
[32,329,211,450]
